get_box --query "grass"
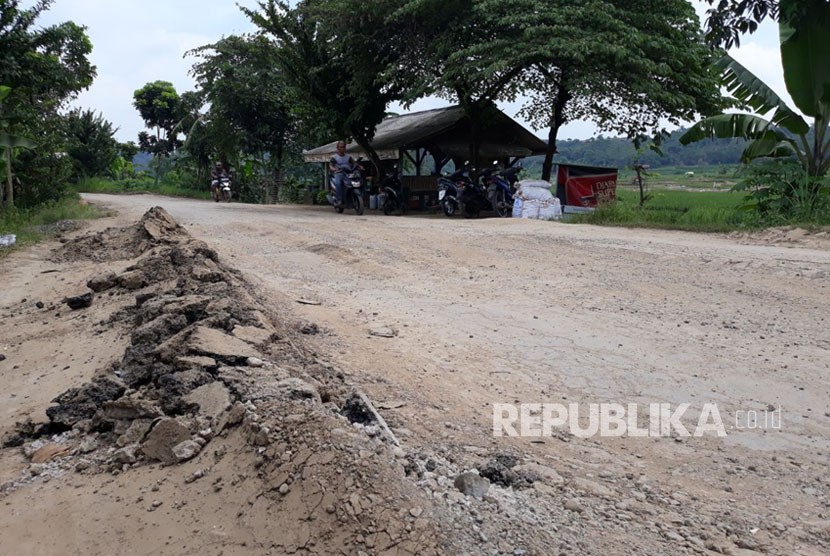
[570,188,762,232]
[72,177,212,200]
[0,195,110,252]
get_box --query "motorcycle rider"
[329,141,355,207]
[210,162,228,198]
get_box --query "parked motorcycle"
[211,174,232,202]
[483,164,522,217]
[459,170,491,218]
[327,161,365,215]
[437,168,471,217]
[379,164,405,216]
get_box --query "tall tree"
[133,80,182,186]
[0,86,35,206]
[243,0,408,173]
[64,108,118,180]
[466,0,723,180]
[393,0,526,166]
[189,34,294,202]
[0,0,95,208]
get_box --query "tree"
[188,34,294,202]
[64,108,118,180]
[393,0,527,166]
[243,0,407,173]
[466,0,723,180]
[0,0,95,208]
[133,81,182,185]
[0,86,35,207]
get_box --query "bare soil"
[1,193,829,556]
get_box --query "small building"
[303,104,548,205]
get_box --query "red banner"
[557,165,617,207]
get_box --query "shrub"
[736,160,830,224]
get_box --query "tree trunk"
[458,95,482,169]
[261,153,270,204]
[272,144,284,204]
[3,147,13,208]
[351,131,382,184]
[541,82,572,182]
[154,127,162,187]
[635,165,647,207]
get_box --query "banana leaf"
[740,130,800,163]
[716,55,810,136]
[779,0,830,122]
[679,113,773,144]
[0,132,36,150]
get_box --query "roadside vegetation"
[572,189,756,233]
[72,176,212,200]
[0,196,109,252]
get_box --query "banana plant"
[0,86,36,209]
[680,0,830,178]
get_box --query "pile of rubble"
[2,208,459,554]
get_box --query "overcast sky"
[33,1,786,144]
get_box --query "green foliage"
[681,1,830,229]
[72,176,211,200]
[0,194,108,249]
[426,0,724,178]
[133,81,181,133]
[277,176,312,204]
[74,176,154,193]
[572,189,762,232]
[188,33,294,201]
[702,0,778,48]
[735,160,830,223]
[0,1,95,208]
[108,156,134,180]
[244,0,406,169]
[64,108,118,180]
[549,129,748,169]
[683,1,830,181]
[133,81,183,184]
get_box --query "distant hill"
[132,152,153,171]
[528,129,749,172]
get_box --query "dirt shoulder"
[1,194,829,556]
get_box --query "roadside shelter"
[303,104,548,205]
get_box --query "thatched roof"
[303,105,547,163]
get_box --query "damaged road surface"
[1,195,830,556]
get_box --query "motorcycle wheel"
[492,189,511,217]
[441,200,456,217]
[383,199,403,216]
[463,202,480,219]
[353,192,364,215]
[222,190,232,202]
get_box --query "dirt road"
[2,193,829,555]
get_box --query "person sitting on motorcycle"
[210,162,228,197]
[329,141,355,207]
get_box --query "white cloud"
[33,0,257,142]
